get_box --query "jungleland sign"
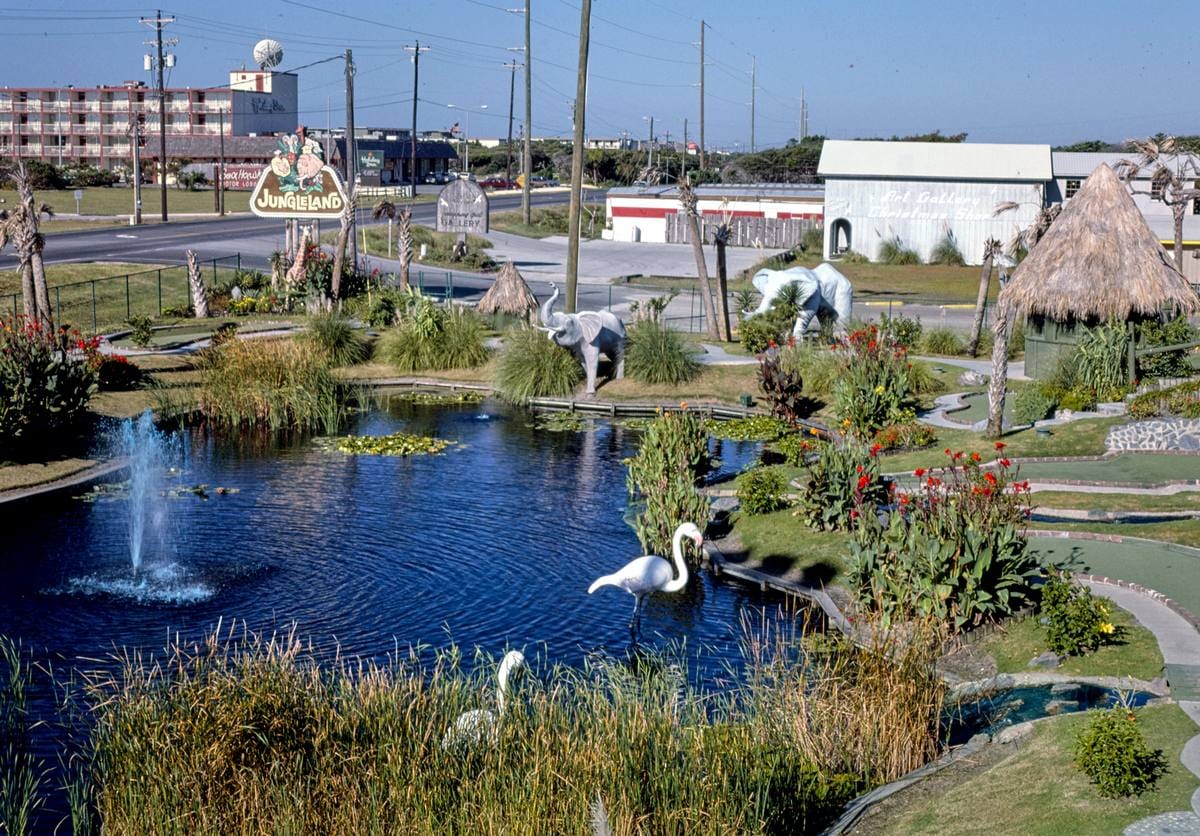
[436,178,489,234]
[249,131,349,219]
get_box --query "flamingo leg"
[629,595,644,639]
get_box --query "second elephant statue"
[539,283,626,395]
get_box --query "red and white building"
[605,183,824,246]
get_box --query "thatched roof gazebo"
[475,260,539,325]
[986,163,1200,435]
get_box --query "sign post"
[435,178,489,235]
[73,189,83,214]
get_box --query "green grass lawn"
[724,507,851,586]
[18,187,250,217]
[1032,490,1200,513]
[979,608,1163,682]
[325,223,495,272]
[875,704,1199,835]
[490,203,604,239]
[1016,454,1200,485]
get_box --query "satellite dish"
[253,39,284,71]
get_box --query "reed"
[375,304,489,373]
[493,326,582,403]
[67,613,945,834]
[624,319,700,385]
[299,311,371,367]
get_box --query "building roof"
[476,260,538,319]
[818,140,1052,181]
[607,183,824,200]
[1000,163,1199,321]
[1053,150,1200,178]
[163,135,279,158]
[333,137,458,161]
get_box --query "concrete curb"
[0,458,129,506]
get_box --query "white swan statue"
[587,522,703,632]
[441,650,526,750]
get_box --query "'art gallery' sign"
[249,131,349,220]
[436,178,489,234]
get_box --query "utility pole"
[750,55,756,153]
[214,108,226,214]
[403,41,428,194]
[128,117,143,225]
[646,115,654,169]
[682,117,688,180]
[698,19,706,170]
[800,87,809,140]
[140,9,176,222]
[564,0,591,314]
[504,59,519,182]
[510,0,533,225]
[344,48,357,265]
[663,129,671,181]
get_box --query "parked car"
[479,176,516,190]
[531,176,560,187]
[423,172,450,185]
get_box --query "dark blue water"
[0,397,782,683]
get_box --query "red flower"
[870,443,882,457]
[999,458,1011,468]
[983,471,998,486]
[914,468,926,477]
[850,509,859,520]
[994,441,1006,451]
[970,452,981,463]
[857,475,870,490]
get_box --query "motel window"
[1152,180,1164,201]
[1064,179,1081,199]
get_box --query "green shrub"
[1137,314,1197,380]
[625,319,700,384]
[906,360,944,397]
[878,236,921,266]
[300,311,370,367]
[849,451,1039,630]
[871,421,937,452]
[775,431,812,467]
[625,409,711,559]
[831,325,917,437]
[1074,708,1167,798]
[839,249,869,264]
[1128,380,1200,420]
[199,338,341,433]
[738,466,790,515]
[1013,385,1057,425]
[1072,320,1130,394]
[1040,572,1116,656]
[801,225,824,253]
[0,319,97,451]
[798,437,889,531]
[493,327,582,403]
[738,317,781,354]
[1057,386,1097,413]
[363,290,402,328]
[93,354,144,391]
[758,345,809,424]
[375,298,488,373]
[126,315,154,348]
[778,342,839,398]
[920,327,965,356]
[928,232,965,266]
[878,312,923,350]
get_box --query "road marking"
[115,234,138,239]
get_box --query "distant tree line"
[0,160,119,190]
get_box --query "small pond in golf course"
[0,396,783,692]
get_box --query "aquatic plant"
[707,415,788,442]
[321,432,454,457]
[299,311,370,367]
[625,408,711,559]
[493,327,582,403]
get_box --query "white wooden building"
[818,140,1052,265]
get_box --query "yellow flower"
[809,427,820,436]
[874,385,886,395]
[1099,622,1115,635]
[679,401,689,410]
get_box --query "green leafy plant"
[1072,320,1130,394]
[848,447,1039,631]
[321,431,454,457]
[624,319,700,385]
[878,235,921,265]
[797,437,890,531]
[493,327,582,403]
[831,325,917,437]
[737,466,789,515]
[928,232,965,266]
[125,315,154,348]
[708,415,788,442]
[758,343,809,425]
[1127,380,1200,420]
[1057,385,1097,413]
[375,294,488,373]
[1040,572,1116,656]
[0,319,97,452]
[919,327,965,356]
[878,312,923,350]
[625,408,711,559]
[1137,314,1198,380]
[776,341,839,398]
[1074,708,1167,799]
[871,421,937,452]
[1013,385,1057,425]
[301,311,370,367]
[92,354,144,392]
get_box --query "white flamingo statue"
[588,522,703,633]
[441,650,526,750]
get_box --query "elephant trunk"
[539,284,560,328]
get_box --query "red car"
[479,176,516,190]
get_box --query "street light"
[447,103,487,173]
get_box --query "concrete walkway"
[1083,580,1200,834]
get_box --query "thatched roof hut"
[998,162,1199,378]
[475,260,538,324]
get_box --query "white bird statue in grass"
[441,650,526,750]
[588,522,703,633]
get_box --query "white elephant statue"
[539,283,626,394]
[749,263,854,337]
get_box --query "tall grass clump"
[624,320,700,385]
[920,327,966,356]
[0,637,44,835]
[199,339,342,433]
[299,311,370,367]
[375,296,489,373]
[877,236,921,266]
[928,232,965,266]
[78,616,949,834]
[493,326,582,403]
[1071,319,1130,396]
[626,408,710,558]
[778,341,839,398]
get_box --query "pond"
[0,397,784,691]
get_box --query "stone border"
[0,458,129,506]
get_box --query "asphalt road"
[0,189,587,272]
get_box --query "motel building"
[604,183,824,248]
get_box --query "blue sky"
[1,0,1194,149]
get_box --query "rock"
[1050,682,1081,695]
[996,722,1034,745]
[967,732,991,748]
[1029,651,1063,669]
[711,496,740,514]
[1044,699,1076,715]
[958,370,987,386]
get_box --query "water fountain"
[120,410,170,574]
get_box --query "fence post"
[1128,333,1137,385]
[125,275,131,319]
[91,280,97,334]
[157,269,162,316]
[607,285,612,311]
[237,253,241,272]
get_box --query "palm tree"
[1116,135,1200,270]
[966,238,1002,357]
[710,213,733,342]
[0,162,54,329]
[372,199,413,291]
[678,177,720,340]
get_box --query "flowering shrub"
[0,318,97,450]
[848,445,1039,630]
[1040,571,1116,656]
[797,437,890,531]
[625,407,710,560]
[737,466,789,515]
[92,354,144,391]
[830,325,917,437]
[1074,708,1167,798]
[872,421,937,452]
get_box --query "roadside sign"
[249,133,349,220]
[516,174,526,188]
[436,178,489,234]
[73,189,83,213]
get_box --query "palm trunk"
[714,236,732,342]
[19,260,36,321]
[985,303,1012,439]
[686,215,720,339]
[397,208,412,292]
[967,247,995,357]
[1174,205,1185,270]
[331,206,352,302]
[186,249,210,318]
[31,249,52,331]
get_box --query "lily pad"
[318,432,456,457]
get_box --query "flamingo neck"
[664,528,690,593]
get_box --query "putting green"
[1030,534,1200,617]
[1015,453,1200,485]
